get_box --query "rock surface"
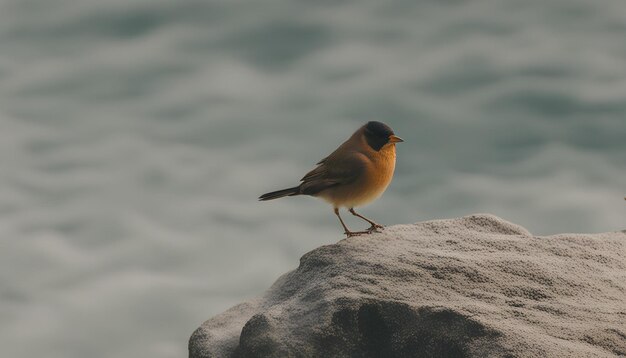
[189,214,626,357]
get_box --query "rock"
[189,214,626,358]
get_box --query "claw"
[367,226,382,233]
[366,223,384,233]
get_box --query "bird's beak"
[388,135,404,143]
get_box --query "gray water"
[1,0,625,357]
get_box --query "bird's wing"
[299,151,366,196]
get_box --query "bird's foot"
[367,223,384,233]
[344,230,370,238]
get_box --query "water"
[1,0,625,357]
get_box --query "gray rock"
[189,214,626,357]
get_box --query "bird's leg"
[349,208,384,233]
[334,208,368,237]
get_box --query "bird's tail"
[259,186,300,201]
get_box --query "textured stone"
[189,214,626,358]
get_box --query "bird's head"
[363,121,403,151]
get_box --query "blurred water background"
[1,0,625,357]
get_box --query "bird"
[259,121,403,237]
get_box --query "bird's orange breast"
[320,144,396,208]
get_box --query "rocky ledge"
[189,214,626,357]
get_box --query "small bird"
[259,121,403,237]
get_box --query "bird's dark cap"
[364,121,399,151]
[365,121,394,137]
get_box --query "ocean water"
[1,0,625,357]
